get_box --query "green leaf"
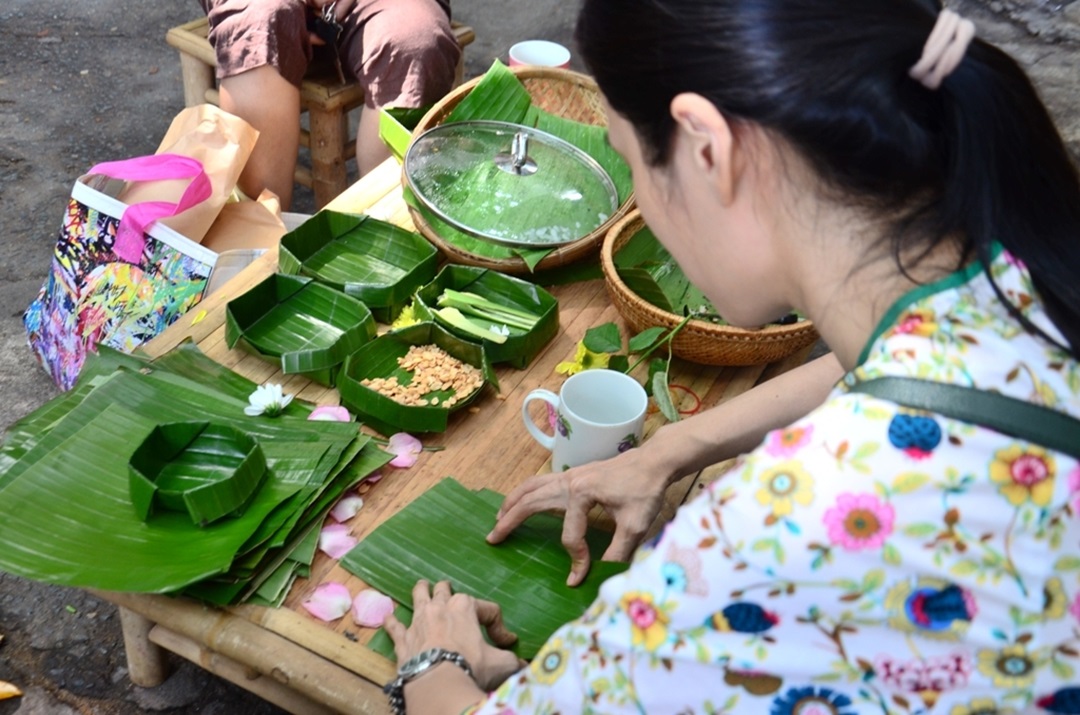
[903,523,939,538]
[607,355,630,373]
[861,569,885,592]
[891,472,930,494]
[627,327,668,354]
[652,371,679,423]
[1054,555,1080,571]
[583,323,622,353]
[341,478,628,659]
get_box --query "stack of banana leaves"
[0,342,391,607]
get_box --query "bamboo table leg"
[307,103,349,209]
[118,606,170,687]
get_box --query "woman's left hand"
[385,580,525,691]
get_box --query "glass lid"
[404,120,619,249]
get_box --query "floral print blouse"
[468,249,1080,715]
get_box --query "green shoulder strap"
[851,377,1080,460]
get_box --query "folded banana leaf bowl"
[402,62,636,275]
[602,209,819,366]
[278,211,439,323]
[225,272,377,387]
[338,321,499,435]
[413,264,559,368]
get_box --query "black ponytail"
[577,0,1080,357]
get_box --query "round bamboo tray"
[601,210,819,366]
[407,66,635,274]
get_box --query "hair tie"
[909,9,976,90]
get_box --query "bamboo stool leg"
[307,103,349,209]
[178,53,215,108]
[118,606,170,687]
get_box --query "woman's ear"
[670,93,741,205]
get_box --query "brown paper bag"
[201,190,288,253]
[118,104,258,243]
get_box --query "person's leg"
[203,0,311,207]
[340,0,460,175]
[220,68,301,207]
[356,102,390,176]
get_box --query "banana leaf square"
[278,211,438,323]
[338,322,499,435]
[414,265,559,368]
[225,273,376,387]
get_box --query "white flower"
[493,323,511,337]
[244,383,294,417]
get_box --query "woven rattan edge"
[601,209,819,366]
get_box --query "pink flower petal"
[302,582,352,622]
[351,588,395,628]
[387,432,423,468]
[318,523,358,559]
[329,494,365,522]
[308,405,352,422]
[366,472,384,484]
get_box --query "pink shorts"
[199,0,460,108]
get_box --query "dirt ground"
[0,0,1077,713]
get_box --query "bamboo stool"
[165,17,475,208]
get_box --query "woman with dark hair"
[380,1,1080,712]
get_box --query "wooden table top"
[126,157,812,714]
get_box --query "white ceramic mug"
[522,369,647,471]
[508,40,572,69]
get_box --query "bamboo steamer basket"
[601,210,819,366]
[407,66,635,274]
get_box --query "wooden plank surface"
[125,158,812,712]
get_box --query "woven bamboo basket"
[406,66,635,274]
[601,210,819,366]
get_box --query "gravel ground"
[0,0,1077,713]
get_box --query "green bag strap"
[851,377,1080,460]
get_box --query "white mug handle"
[521,389,559,450]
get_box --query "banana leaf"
[0,361,363,593]
[613,224,717,318]
[413,265,559,368]
[278,211,439,323]
[0,347,148,480]
[526,107,633,205]
[338,322,498,435]
[225,273,376,386]
[379,106,431,162]
[444,60,534,125]
[341,478,629,659]
[0,402,306,592]
[403,185,553,272]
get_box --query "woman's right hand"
[486,446,672,586]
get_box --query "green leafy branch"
[578,317,691,422]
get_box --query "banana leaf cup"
[225,273,376,387]
[413,265,559,368]
[337,322,499,435]
[278,210,439,323]
[128,421,267,528]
